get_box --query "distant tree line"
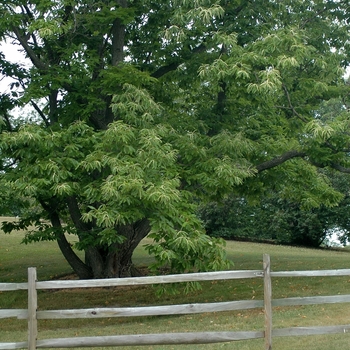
[200,171,350,248]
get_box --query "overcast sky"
[0,40,30,93]
[0,41,35,118]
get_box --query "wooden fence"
[1,254,350,349]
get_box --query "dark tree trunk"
[39,198,93,279]
[57,232,93,279]
[55,218,151,279]
[51,208,93,279]
[84,246,105,279]
[78,219,151,278]
[80,220,151,278]
[42,195,151,279]
[66,196,151,278]
[106,219,151,277]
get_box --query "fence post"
[263,254,272,350]
[28,267,38,350]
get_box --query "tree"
[200,95,350,248]
[200,177,350,248]
[1,0,350,278]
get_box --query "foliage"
[1,0,350,277]
[200,170,350,248]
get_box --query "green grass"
[2,217,350,349]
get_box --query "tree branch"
[151,44,206,79]
[325,141,350,153]
[255,148,350,175]
[2,112,13,131]
[30,100,50,127]
[151,62,181,79]
[12,26,48,71]
[329,163,350,174]
[48,90,59,125]
[22,4,34,20]
[215,45,228,120]
[256,150,306,173]
[67,196,92,232]
[282,83,308,122]
[39,198,92,279]
[300,6,329,29]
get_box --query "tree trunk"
[57,233,93,279]
[84,246,105,279]
[45,196,152,279]
[76,219,151,278]
[111,0,127,66]
[55,219,151,279]
[105,219,151,277]
[39,198,93,279]
[51,210,93,279]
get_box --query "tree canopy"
[1,0,350,278]
[200,171,350,248]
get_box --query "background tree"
[200,95,350,248]
[1,0,350,278]
[200,172,350,248]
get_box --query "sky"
[0,40,30,92]
[0,41,34,118]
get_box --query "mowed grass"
[1,216,350,349]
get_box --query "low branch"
[256,150,306,173]
[255,148,350,175]
[329,163,350,174]
[39,198,92,279]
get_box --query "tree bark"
[330,163,350,174]
[66,196,106,278]
[66,196,151,278]
[151,44,206,79]
[106,219,151,277]
[12,26,48,71]
[111,0,127,66]
[56,233,93,279]
[256,150,306,173]
[51,208,93,279]
[38,198,93,279]
[85,246,105,279]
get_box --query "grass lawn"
[1,216,350,349]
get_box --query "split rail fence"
[1,254,350,349]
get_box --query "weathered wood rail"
[1,254,350,349]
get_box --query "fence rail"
[1,254,350,349]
